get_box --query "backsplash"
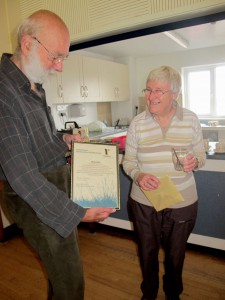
[51,103,98,130]
[96,102,112,126]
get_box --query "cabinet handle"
[85,86,88,97]
[58,84,63,99]
[80,86,85,97]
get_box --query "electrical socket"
[56,104,67,111]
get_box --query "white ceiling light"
[163,31,189,48]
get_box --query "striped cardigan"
[122,104,206,209]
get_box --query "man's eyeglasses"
[142,88,170,97]
[32,36,69,64]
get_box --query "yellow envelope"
[141,175,184,211]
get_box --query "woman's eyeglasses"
[142,88,170,97]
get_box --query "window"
[182,64,225,118]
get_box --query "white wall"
[136,45,225,99]
[121,44,225,123]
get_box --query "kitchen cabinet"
[192,170,225,241]
[62,54,102,103]
[101,158,225,250]
[100,60,129,102]
[44,54,102,104]
[44,54,129,104]
[43,73,63,105]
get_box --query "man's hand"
[62,133,83,149]
[81,207,116,223]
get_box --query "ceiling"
[84,19,225,58]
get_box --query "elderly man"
[0,10,115,300]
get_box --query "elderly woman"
[123,66,206,300]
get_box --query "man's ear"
[20,35,33,55]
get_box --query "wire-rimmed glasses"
[142,88,170,97]
[32,36,69,64]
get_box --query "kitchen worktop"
[88,127,127,140]
[89,131,225,161]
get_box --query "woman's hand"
[62,133,84,149]
[183,153,198,172]
[137,173,160,190]
[81,207,116,223]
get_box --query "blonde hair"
[146,65,181,94]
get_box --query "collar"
[1,53,31,90]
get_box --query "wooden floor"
[0,223,225,300]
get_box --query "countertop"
[88,130,225,160]
[88,127,127,140]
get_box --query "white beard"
[22,46,55,84]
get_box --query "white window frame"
[182,63,225,119]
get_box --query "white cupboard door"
[62,54,84,103]
[62,55,101,103]
[116,63,129,101]
[101,60,117,101]
[43,73,63,105]
[82,56,102,102]
[101,60,129,102]
[44,55,128,104]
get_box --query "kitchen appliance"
[57,121,80,134]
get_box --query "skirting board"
[100,217,225,251]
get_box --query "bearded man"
[0,9,115,300]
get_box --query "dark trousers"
[2,165,84,300]
[128,198,197,300]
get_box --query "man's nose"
[54,61,64,72]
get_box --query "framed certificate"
[71,141,120,209]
